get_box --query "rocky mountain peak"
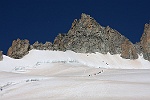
[81,13,91,19]
[7,38,30,59]
[53,13,138,59]
[6,13,149,61]
[140,23,150,61]
[68,13,102,36]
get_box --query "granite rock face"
[53,33,66,51]
[7,39,30,59]
[121,39,138,59]
[7,13,150,61]
[0,51,3,61]
[140,23,150,61]
[30,41,53,50]
[53,13,138,59]
[134,42,143,55]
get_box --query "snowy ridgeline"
[0,50,150,72]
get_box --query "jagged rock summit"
[30,41,53,50]
[7,39,30,59]
[140,23,150,61]
[6,13,149,61]
[53,13,138,59]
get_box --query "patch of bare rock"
[0,51,3,61]
[6,13,150,61]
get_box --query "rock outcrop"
[0,51,3,61]
[53,13,138,59]
[140,23,150,61]
[121,39,138,59]
[7,39,30,59]
[7,13,149,61]
[30,41,53,50]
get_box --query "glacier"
[0,50,150,100]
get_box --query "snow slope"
[0,50,149,72]
[0,50,150,100]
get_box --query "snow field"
[0,50,150,100]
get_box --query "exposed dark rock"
[134,42,142,55]
[53,13,138,59]
[53,33,66,51]
[7,39,30,59]
[0,51,3,61]
[140,23,150,61]
[6,13,150,61]
[30,41,53,50]
[121,39,138,59]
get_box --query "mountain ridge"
[4,13,150,61]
